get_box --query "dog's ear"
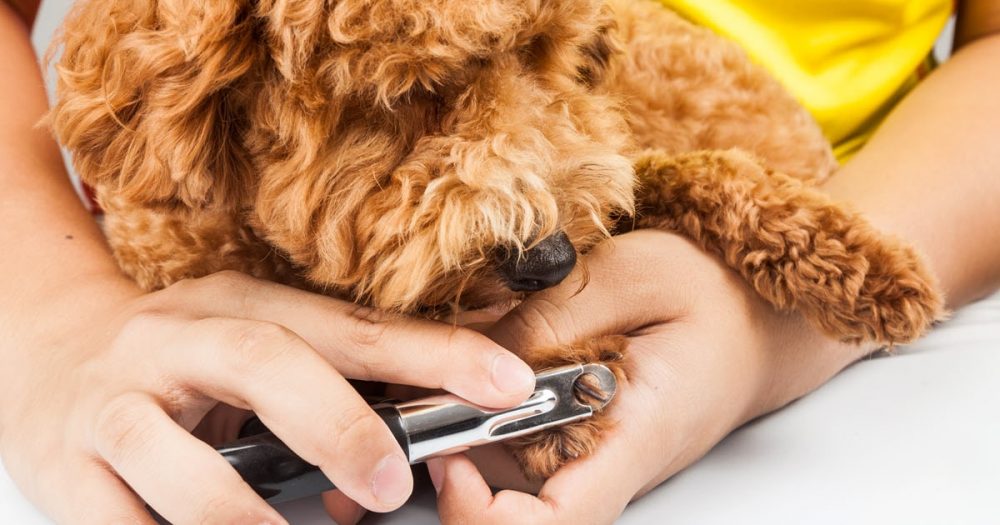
[576,6,620,88]
[49,0,260,207]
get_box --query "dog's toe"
[507,335,628,480]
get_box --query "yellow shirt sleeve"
[656,0,952,161]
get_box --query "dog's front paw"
[507,335,628,480]
[632,149,945,347]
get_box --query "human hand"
[426,229,873,524]
[0,271,535,524]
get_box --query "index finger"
[159,317,413,512]
[160,271,536,408]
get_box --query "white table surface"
[5,2,996,523]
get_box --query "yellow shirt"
[657,0,952,161]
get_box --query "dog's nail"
[573,372,611,409]
[491,353,534,394]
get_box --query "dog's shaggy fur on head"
[52,0,635,312]
[50,0,944,479]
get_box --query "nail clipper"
[216,363,617,504]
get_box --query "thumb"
[486,233,685,354]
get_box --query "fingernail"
[371,455,411,507]
[426,458,444,495]
[491,353,534,394]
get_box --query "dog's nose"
[496,231,577,292]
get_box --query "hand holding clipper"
[217,363,617,504]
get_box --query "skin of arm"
[956,0,1000,47]
[757,3,1000,420]
[822,19,1000,308]
[0,0,142,395]
[3,0,38,26]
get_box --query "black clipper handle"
[218,404,408,504]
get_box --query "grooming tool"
[216,363,617,504]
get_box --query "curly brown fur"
[49,0,634,310]
[633,150,944,346]
[49,0,944,480]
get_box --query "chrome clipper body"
[217,363,617,504]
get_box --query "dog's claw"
[573,379,609,403]
[572,364,617,410]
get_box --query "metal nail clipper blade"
[215,363,617,504]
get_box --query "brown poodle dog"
[49,0,943,480]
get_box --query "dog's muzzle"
[496,231,577,292]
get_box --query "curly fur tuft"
[50,0,634,311]
[633,150,945,346]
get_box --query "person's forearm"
[823,33,1000,308]
[0,5,137,328]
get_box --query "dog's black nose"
[496,231,577,292]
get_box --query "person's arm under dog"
[0,3,538,524]
[425,4,1000,524]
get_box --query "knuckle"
[203,269,251,287]
[93,396,156,465]
[226,322,299,376]
[186,270,254,298]
[345,305,392,350]
[201,271,261,315]
[440,328,481,368]
[164,276,198,295]
[159,275,215,304]
[114,311,171,350]
[506,299,568,347]
[321,404,386,460]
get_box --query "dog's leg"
[632,149,945,346]
[101,194,297,291]
[506,335,629,480]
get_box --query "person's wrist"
[743,309,875,423]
